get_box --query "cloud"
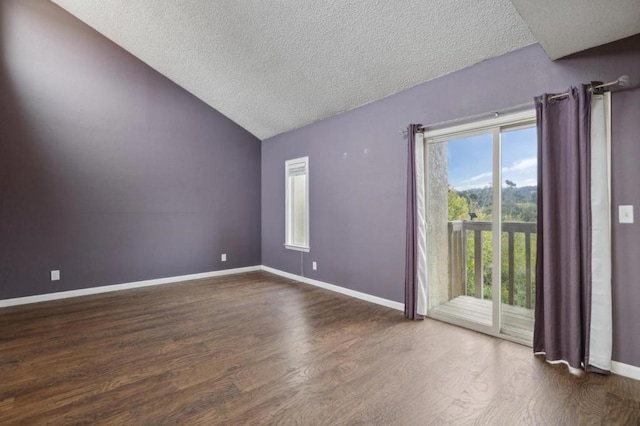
[503,157,537,173]
[454,183,490,191]
[463,171,492,183]
[515,178,537,187]
[454,157,538,189]
[461,158,536,184]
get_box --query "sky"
[446,126,537,190]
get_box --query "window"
[285,156,309,251]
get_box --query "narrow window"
[285,156,309,251]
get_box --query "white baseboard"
[0,265,402,312]
[0,266,262,308]
[261,265,404,312]
[612,361,640,381]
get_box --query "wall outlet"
[221,253,227,262]
[619,205,634,224]
[50,270,60,281]
[312,261,317,271]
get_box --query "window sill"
[284,244,310,253]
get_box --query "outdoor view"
[427,125,537,339]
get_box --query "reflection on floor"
[430,295,534,343]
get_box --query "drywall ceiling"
[51,0,536,139]
[510,0,640,60]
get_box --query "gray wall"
[262,36,640,367]
[0,0,261,300]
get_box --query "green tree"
[448,186,537,309]
[448,187,469,220]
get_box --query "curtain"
[588,92,612,372]
[405,124,427,320]
[533,86,612,373]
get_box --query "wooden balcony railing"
[447,220,536,309]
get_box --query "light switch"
[619,205,634,224]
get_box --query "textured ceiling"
[49,1,640,139]
[51,0,536,139]
[511,0,640,60]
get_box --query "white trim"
[283,244,310,253]
[424,109,536,142]
[428,309,531,347]
[612,361,640,381]
[606,92,612,198]
[285,156,310,251]
[0,266,261,308]
[491,127,502,334]
[261,265,404,312]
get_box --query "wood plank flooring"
[1,271,639,424]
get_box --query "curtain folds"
[405,124,427,320]
[533,86,612,373]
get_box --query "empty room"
[2,0,640,424]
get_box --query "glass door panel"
[499,126,537,341]
[426,132,495,330]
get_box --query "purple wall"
[0,0,261,300]
[611,87,640,368]
[262,35,640,367]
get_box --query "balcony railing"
[447,220,536,309]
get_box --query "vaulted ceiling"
[51,0,640,140]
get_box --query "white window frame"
[284,156,310,252]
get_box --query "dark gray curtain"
[534,86,592,370]
[405,124,424,320]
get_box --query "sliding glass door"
[424,112,537,344]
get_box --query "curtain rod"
[399,101,532,135]
[401,75,630,135]
[548,75,630,100]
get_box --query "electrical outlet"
[221,253,227,262]
[51,270,60,281]
[312,261,317,271]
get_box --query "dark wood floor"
[1,272,639,425]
